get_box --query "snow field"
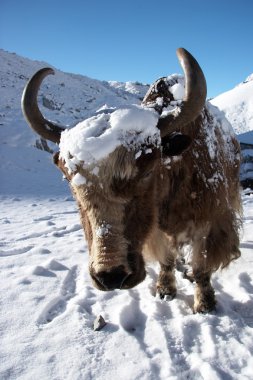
[1,192,253,380]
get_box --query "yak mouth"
[90,270,146,291]
[89,251,146,291]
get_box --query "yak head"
[21,48,206,291]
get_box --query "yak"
[22,48,241,313]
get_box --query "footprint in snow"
[182,319,202,353]
[239,272,253,294]
[50,224,81,238]
[19,278,32,285]
[1,218,11,224]
[119,296,147,332]
[77,286,97,315]
[37,248,51,255]
[0,245,33,257]
[38,297,67,324]
[37,265,78,325]
[32,266,56,277]
[33,215,54,222]
[233,299,253,328]
[47,259,69,271]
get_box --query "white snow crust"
[59,105,160,173]
[96,223,112,238]
[169,82,185,100]
[1,49,253,380]
[71,173,87,186]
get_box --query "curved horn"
[21,68,65,144]
[157,48,207,138]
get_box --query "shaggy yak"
[22,48,241,313]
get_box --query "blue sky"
[1,0,253,98]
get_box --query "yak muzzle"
[92,265,131,290]
[90,263,146,291]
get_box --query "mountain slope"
[211,74,253,188]
[0,49,149,196]
[211,75,253,134]
[0,49,149,148]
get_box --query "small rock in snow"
[93,315,107,331]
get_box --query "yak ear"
[53,152,60,166]
[162,132,192,156]
[53,152,72,181]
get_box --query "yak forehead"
[72,146,138,195]
[70,144,159,204]
[100,145,138,182]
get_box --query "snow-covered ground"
[1,50,253,379]
[1,175,253,380]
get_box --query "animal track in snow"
[34,248,51,255]
[239,272,253,294]
[233,300,253,328]
[32,266,57,278]
[240,241,253,250]
[46,259,69,271]
[16,226,67,241]
[119,292,147,332]
[37,265,78,325]
[0,245,33,257]
[77,286,97,315]
[49,224,82,238]
[33,215,54,222]
[16,223,81,242]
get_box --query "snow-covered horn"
[21,68,65,144]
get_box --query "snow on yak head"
[22,48,207,291]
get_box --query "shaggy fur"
[54,95,241,313]
[22,52,242,313]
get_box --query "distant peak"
[243,73,253,84]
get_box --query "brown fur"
[54,90,241,313]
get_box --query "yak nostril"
[94,266,131,290]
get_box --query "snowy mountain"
[211,74,253,134]
[1,50,253,380]
[0,49,148,196]
[0,49,149,148]
[211,75,253,187]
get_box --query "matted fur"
[55,104,241,274]
[53,79,241,312]
[22,52,242,312]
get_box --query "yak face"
[54,134,191,291]
[22,47,206,292]
[54,145,161,290]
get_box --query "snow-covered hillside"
[0,49,148,196]
[211,75,253,188]
[0,49,149,147]
[1,50,253,380]
[211,75,253,134]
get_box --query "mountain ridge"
[1,48,252,149]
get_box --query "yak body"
[22,49,241,313]
[55,75,241,313]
